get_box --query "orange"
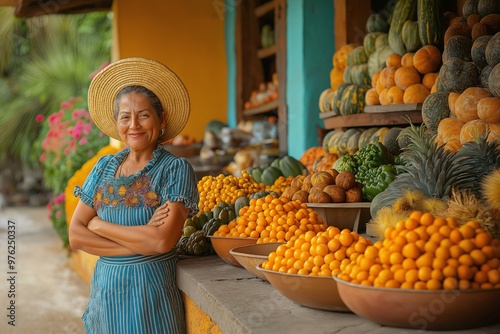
[439,225,452,238]
[406,231,420,243]
[405,218,419,230]
[459,225,476,239]
[426,278,442,290]
[435,246,450,261]
[429,232,444,244]
[432,258,447,270]
[449,244,464,259]
[364,245,379,259]
[402,258,417,270]
[458,239,476,253]
[474,270,488,284]
[409,210,423,221]
[385,279,401,288]
[416,252,434,269]
[394,268,407,283]
[487,269,500,284]
[419,212,434,226]
[458,279,471,290]
[405,269,419,284]
[369,263,383,277]
[443,277,458,290]
[475,232,493,248]
[470,249,487,266]
[457,264,474,280]
[424,241,439,254]
[449,229,463,244]
[390,252,404,265]
[402,243,420,259]
[359,257,375,271]
[414,281,427,290]
[458,254,474,266]
[379,249,391,265]
[431,268,444,281]
[328,238,341,253]
[442,265,457,278]
[418,266,432,282]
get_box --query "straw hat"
[88,57,190,142]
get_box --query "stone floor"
[0,207,89,334]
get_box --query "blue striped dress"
[75,144,199,334]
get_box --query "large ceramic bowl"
[306,202,371,233]
[334,276,500,330]
[229,243,284,281]
[256,265,350,312]
[208,236,258,267]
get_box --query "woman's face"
[116,92,165,152]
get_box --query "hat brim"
[88,57,190,142]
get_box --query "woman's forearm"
[89,201,188,255]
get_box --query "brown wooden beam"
[14,0,112,18]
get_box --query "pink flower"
[35,114,45,123]
[54,193,65,204]
[61,101,72,110]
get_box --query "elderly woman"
[69,58,199,334]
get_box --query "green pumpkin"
[351,64,372,86]
[357,127,379,149]
[421,92,451,133]
[366,13,390,33]
[364,32,383,56]
[327,130,345,155]
[332,83,351,115]
[339,85,368,116]
[375,33,389,50]
[417,0,444,49]
[346,46,368,66]
[388,0,417,55]
[402,20,422,52]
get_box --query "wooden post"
[334,0,372,50]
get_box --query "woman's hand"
[147,201,170,227]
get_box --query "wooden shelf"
[254,0,275,17]
[320,109,423,130]
[257,45,276,59]
[243,99,279,117]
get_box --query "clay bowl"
[208,236,258,267]
[256,265,350,312]
[334,276,500,330]
[229,242,284,281]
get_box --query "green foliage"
[0,10,111,165]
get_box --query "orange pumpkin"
[379,66,398,89]
[437,117,464,147]
[386,53,402,68]
[487,123,500,143]
[333,43,357,70]
[401,52,415,67]
[330,67,344,90]
[448,92,461,117]
[372,71,381,88]
[387,86,404,104]
[477,97,500,124]
[376,77,385,94]
[454,87,492,123]
[422,72,439,91]
[444,139,463,152]
[379,88,390,106]
[413,45,441,74]
[365,88,380,106]
[459,119,488,144]
[403,84,430,104]
[394,67,421,90]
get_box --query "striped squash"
[417,0,444,49]
[340,85,368,115]
[388,0,418,55]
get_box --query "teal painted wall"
[287,0,334,158]
[225,1,334,157]
[225,1,237,127]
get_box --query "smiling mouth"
[128,133,144,137]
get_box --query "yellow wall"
[113,0,228,140]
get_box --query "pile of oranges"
[261,226,373,276]
[337,211,500,290]
[213,195,328,243]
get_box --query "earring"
[160,129,165,136]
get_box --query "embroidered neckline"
[114,143,164,179]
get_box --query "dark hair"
[113,85,164,120]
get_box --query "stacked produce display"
[175,0,500,330]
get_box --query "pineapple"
[369,123,500,235]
